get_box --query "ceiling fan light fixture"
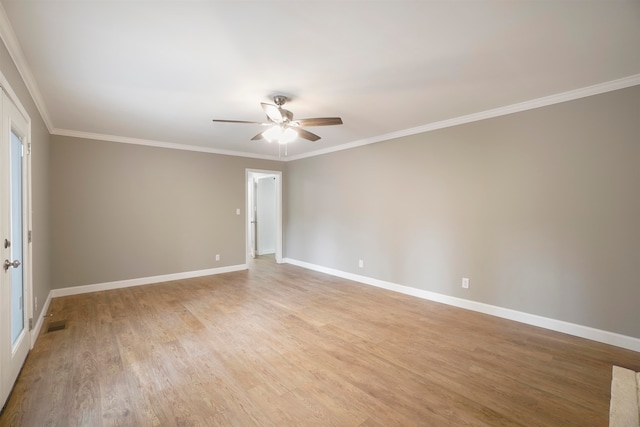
[262,125,281,143]
[280,127,298,144]
[263,125,298,144]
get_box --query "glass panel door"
[10,129,23,346]
[1,89,31,409]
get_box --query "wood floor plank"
[1,255,639,426]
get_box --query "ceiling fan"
[212,95,343,144]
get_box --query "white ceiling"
[1,1,639,160]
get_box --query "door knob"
[3,259,20,271]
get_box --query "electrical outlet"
[215,254,220,261]
[462,278,470,289]
[358,259,364,268]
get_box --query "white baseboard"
[283,258,640,353]
[50,264,248,298]
[30,265,246,348]
[30,291,52,347]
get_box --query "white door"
[248,177,257,258]
[0,91,30,408]
[246,170,283,264]
[256,176,277,255]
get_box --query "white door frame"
[245,169,282,264]
[0,78,33,409]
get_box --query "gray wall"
[285,85,640,339]
[50,135,282,289]
[1,39,51,320]
[5,22,640,340]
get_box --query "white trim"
[0,68,30,129]
[257,249,276,256]
[22,108,34,350]
[32,290,52,345]
[50,264,247,298]
[283,257,640,353]
[52,128,281,161]
[0,3,54,132]
[286,74,640,161]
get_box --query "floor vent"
[47,320,66,332]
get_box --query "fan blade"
[292,117,343,127]
[212,119,266,125]
[261,103,283,123]
[297,128,321,142]
[250,132,264,141]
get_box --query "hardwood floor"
[1,256,639,426]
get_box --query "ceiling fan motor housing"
[273,95,288,107]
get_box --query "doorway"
[0,88,32,409]
[246,169,282,265]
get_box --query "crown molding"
[51,73,640,162]
[286,73,640,161]
[0,3,54,132]
[51,128,282,161]
[2,2,638,162]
